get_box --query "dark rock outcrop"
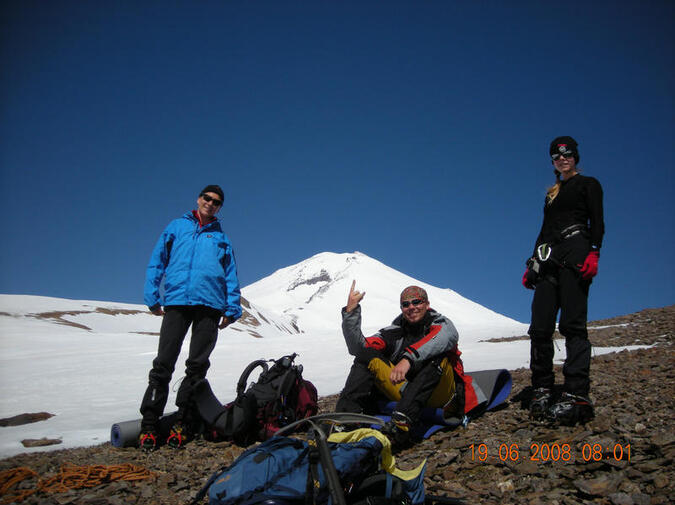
[20,438,62,448]
[0,413,54,427]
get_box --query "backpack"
[195,354,318,445]
[190,413,462,505]
[191,413,429,505]
[192,434,383,505]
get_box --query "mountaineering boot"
[382,411,412,452]
[529,387,553,421]
[548,392,594,426]
[138,430,159,452]
[167,422,189,449]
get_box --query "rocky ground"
[1,306,673,505]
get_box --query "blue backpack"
[190,413,461,505]
[193,435,384,504]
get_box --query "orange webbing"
[0,463,156,503]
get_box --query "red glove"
[579,250,599,280]
[522,268,534,289]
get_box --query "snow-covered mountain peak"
[243,251,526,338]
[280,252,370,303]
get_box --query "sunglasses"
[201,194,223,206]
[551,152,575,161]
[400,298,426,308]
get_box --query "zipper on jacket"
[186,216,218,306]
[185,217,200,305]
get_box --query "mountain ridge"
[0,294,300,340]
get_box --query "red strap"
[447,349,480,413]
[406,325,442,354]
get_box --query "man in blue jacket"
[139,185,242,451]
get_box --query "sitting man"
[335,281,469,449]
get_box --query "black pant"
[335,348,443,424]
[140,305,220,430]
[528,238,592,396]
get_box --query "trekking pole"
[306,418,348,505]
[275,412,384,437]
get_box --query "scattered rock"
[574,473,622,497]
[0,412,54,427]
[608,492,634,505]
[20,437,62,447]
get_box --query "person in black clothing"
[522,136,604,426]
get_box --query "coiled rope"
[0,462,156,503]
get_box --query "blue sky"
[1,1,673,324]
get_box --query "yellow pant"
[367,357,456,409]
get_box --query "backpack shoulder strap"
[273,354,302,397]
[277,366,301,400]
[237,359,269,397]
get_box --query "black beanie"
[549,136,580,163]
[200,185,224,201]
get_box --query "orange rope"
[0,463,156,503]
[0,467,39,504]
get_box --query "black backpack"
[195,353,318,446]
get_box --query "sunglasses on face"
[551,152,575,161]
[400,298,425,308]
[201,194,223,206]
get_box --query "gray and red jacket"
[341,306,485,415]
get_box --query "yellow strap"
[327,428,426,481]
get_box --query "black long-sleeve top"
[533,173,604,254]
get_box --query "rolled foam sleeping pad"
[110,418,142,448]
[471,368,512,411]
[110,411,178,448]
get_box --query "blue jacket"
[144,212,242,320]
